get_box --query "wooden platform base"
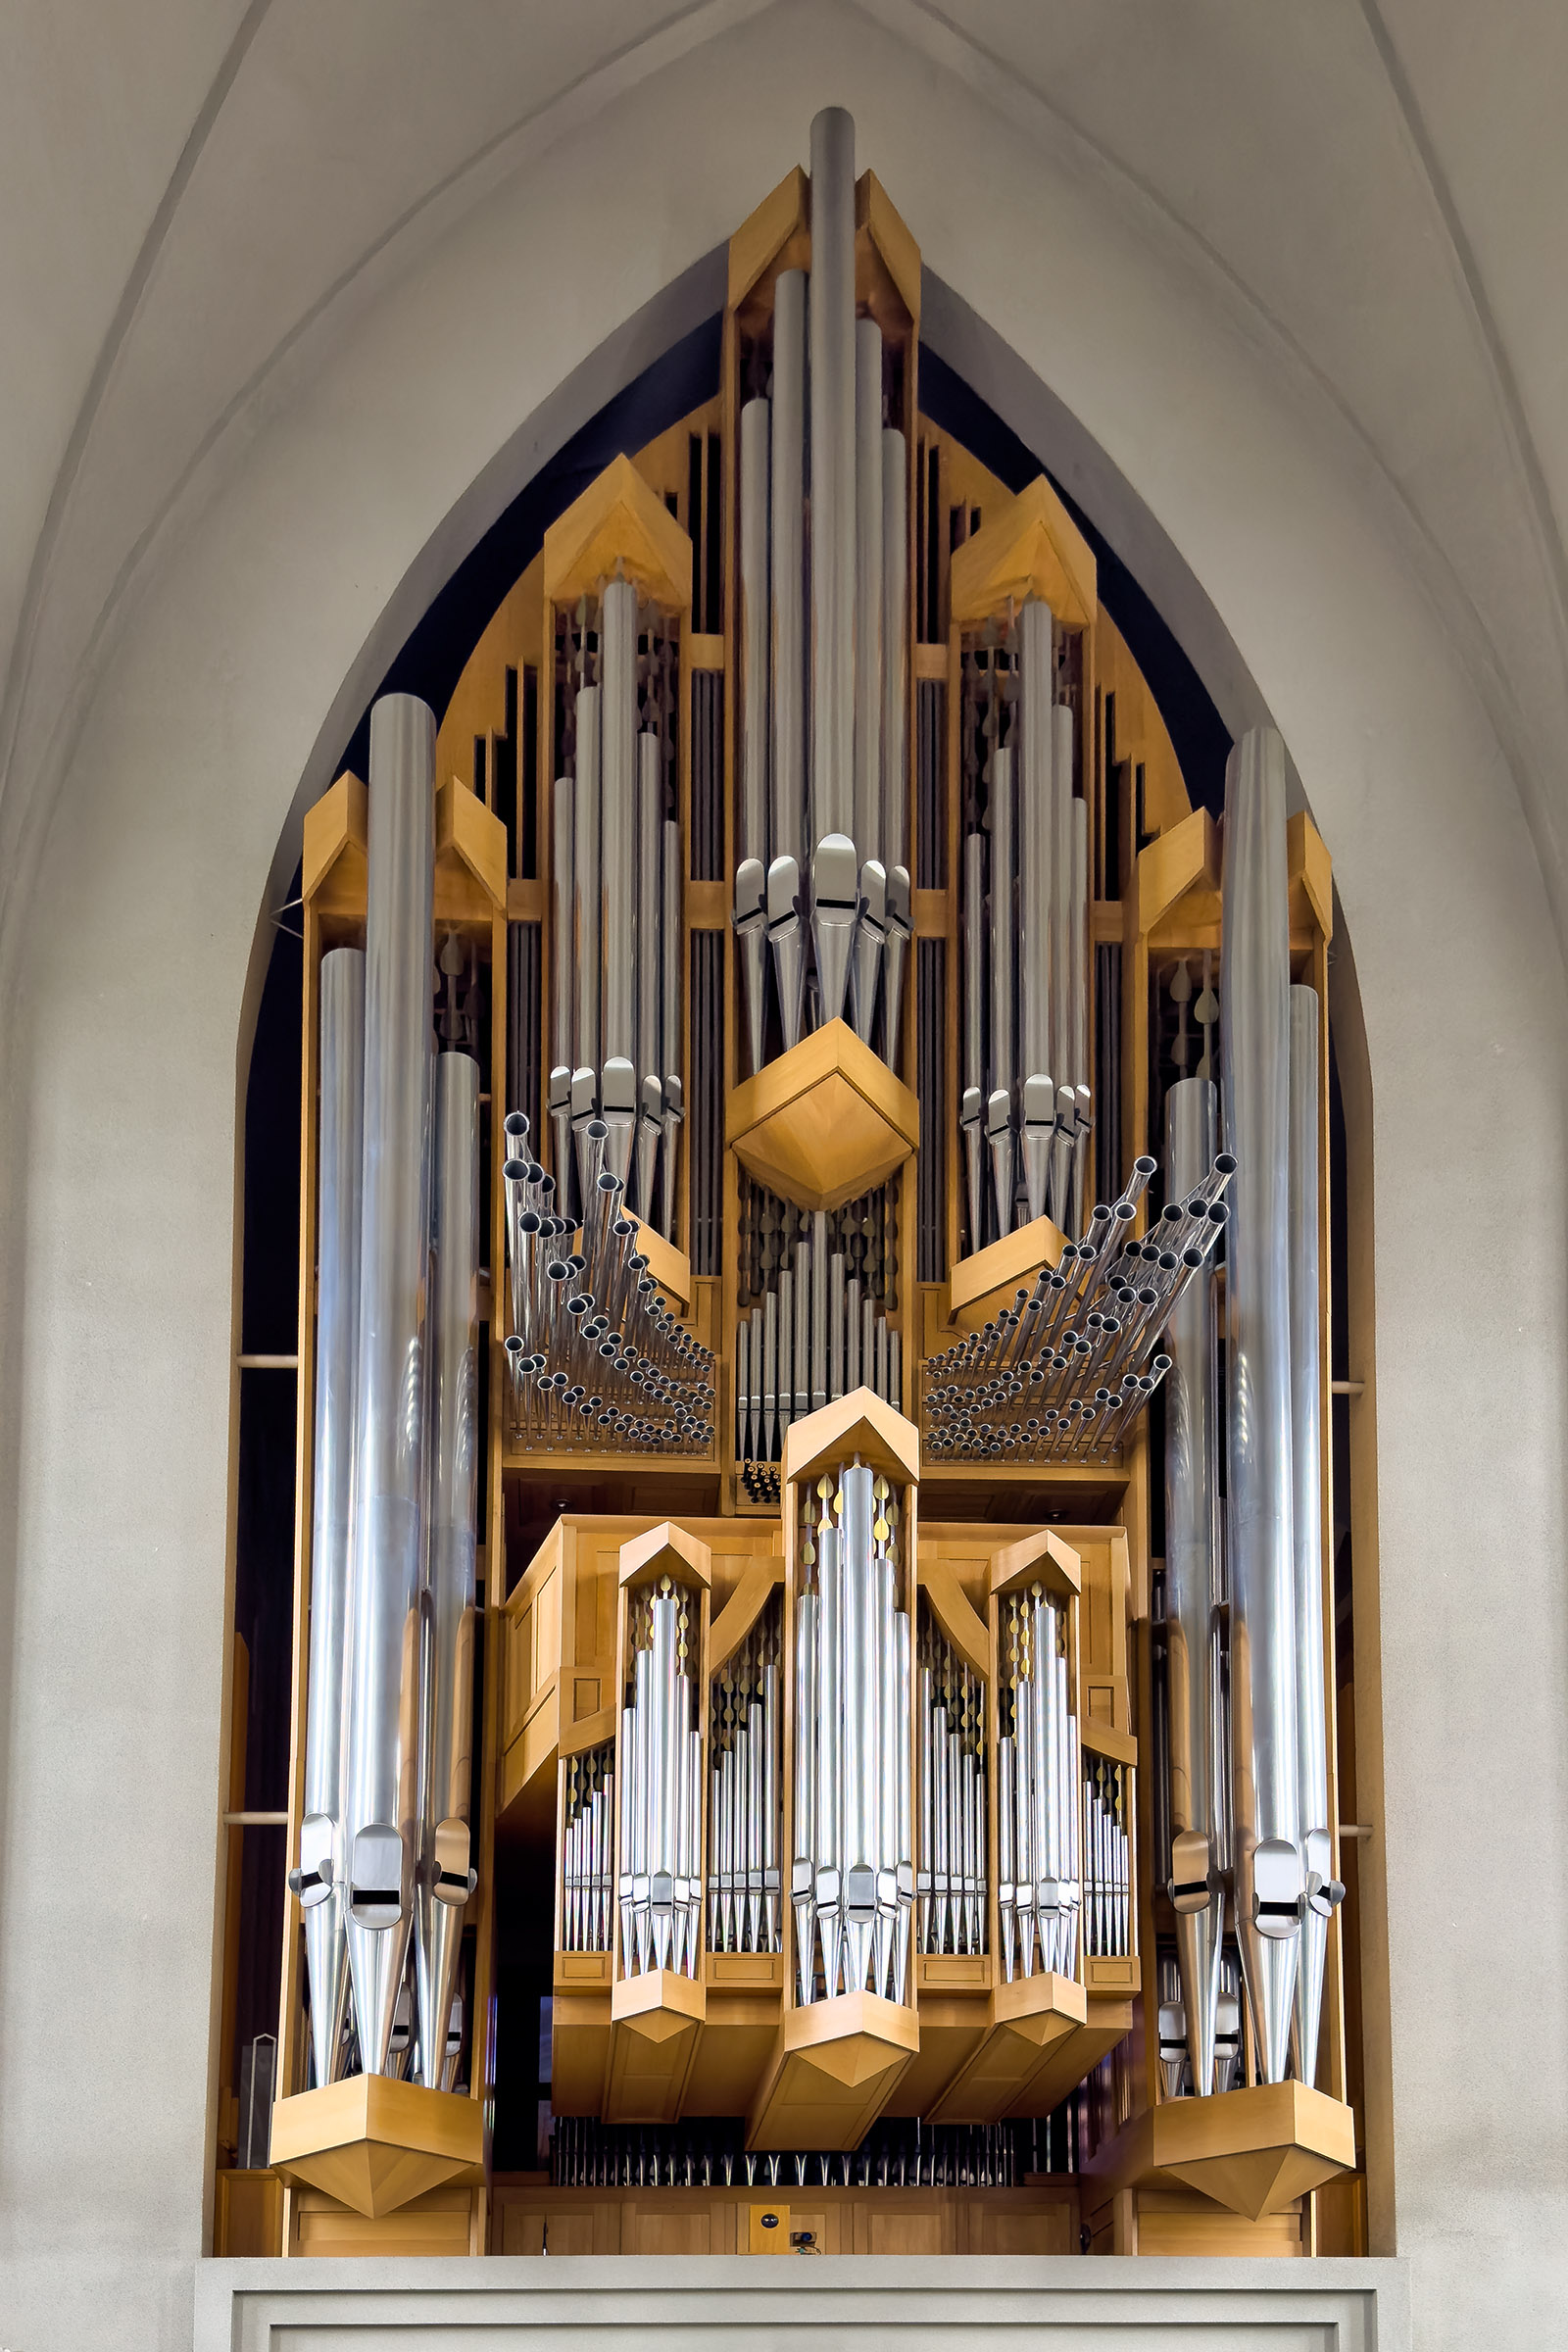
[490,2176,1078,2257]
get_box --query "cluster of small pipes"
[921,1150,1234,1463]
[1081,1759,1131,1959]
[733,109,909,1076]
[958,605,1093,1248]
[550,2115,1033,2191]
[997,1586,1080,1982]
[502,1109,714,1453]
[735,1186,901,1484]
[791,1462,913,2005]
[618,1579,704,1979]
[561,1746,614,1952]
[915,1622,988,1956]
[549,582,682,1236]
[708,1610,783,1954]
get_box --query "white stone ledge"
[196,2253,1409,2351]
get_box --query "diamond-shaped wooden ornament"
[542,452,693,615]
[268,2076,483,2220]
[949,475,1097,633]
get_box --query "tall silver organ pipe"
[739,397,771,1078]
[1290,983,1340,2085]
[1163,1075,1226,2096]
[1069,798,1091,1237]
[989,745,1015,1238]
[1049,702,1076,1228]
[415,1050,480,2087]
[1019,599,1054,1227]
[793,1463,912,2003]
[600,581,637,1070]
[297,947,364,2089]
[635,732,663,1220]
[996,1585,1080,1982]
[808,106,856,845]
[661,816,682,1240]
[573,683,602,1090]
[1220,725,1302,2087]
[344,693,435,2078]
[881,426,910,1061]
[770,270,808,882]
[854,318,884,867]
[881,429,908,877]
[551,777,574,1081]
[619,1580,703,1977]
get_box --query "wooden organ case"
[239,109,1366,2266]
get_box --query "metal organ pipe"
[617,1581,703,1980]
[881,427,910,1061]
[808,105,857,845]
[1220,725,1302,2087]
[635,731,663,1221]
[343,693,435,2078]
[771,270,808,880]
[552,777,575,1081]
[794,1464,912,2005]
[738,397,771,1079]
[1290,983,1341,2084]
[297,947,364,2089]
[415,1050,480,2087]
[600,580,637,1072]
[573,683,602,1090]
[1163,1076,1226,2096]
[854,318,884,871]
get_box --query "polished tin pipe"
[740,396,771,871]
[1221,727,1302,2085]
[1019,598,1054,1103]
[635,734,663,1220]
[771,270,808,877]
[1291,983,1337,2086]
[601,582,638,1069]
[574,684,602,1083]
[854,318,884,865]
[552,777,575,1078]
[989,746,1015,1236]
[661,818,682,1239]
[415,1051,480,2084]
[881,428,908,878]
[809,107,857,842]
[344,694,435,2076]
[299,947,364,2088]
[1164,1076,1226,2094]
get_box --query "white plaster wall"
[0,7,1563,2349]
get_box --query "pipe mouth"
[518,1211,542,1238]
[1134,1155,1157,1176]
[504,1112,529,1141]
[1214,1152,1238,1176]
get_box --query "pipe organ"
[257,105,1364,2265]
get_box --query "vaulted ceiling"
[3,0,1564,944]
